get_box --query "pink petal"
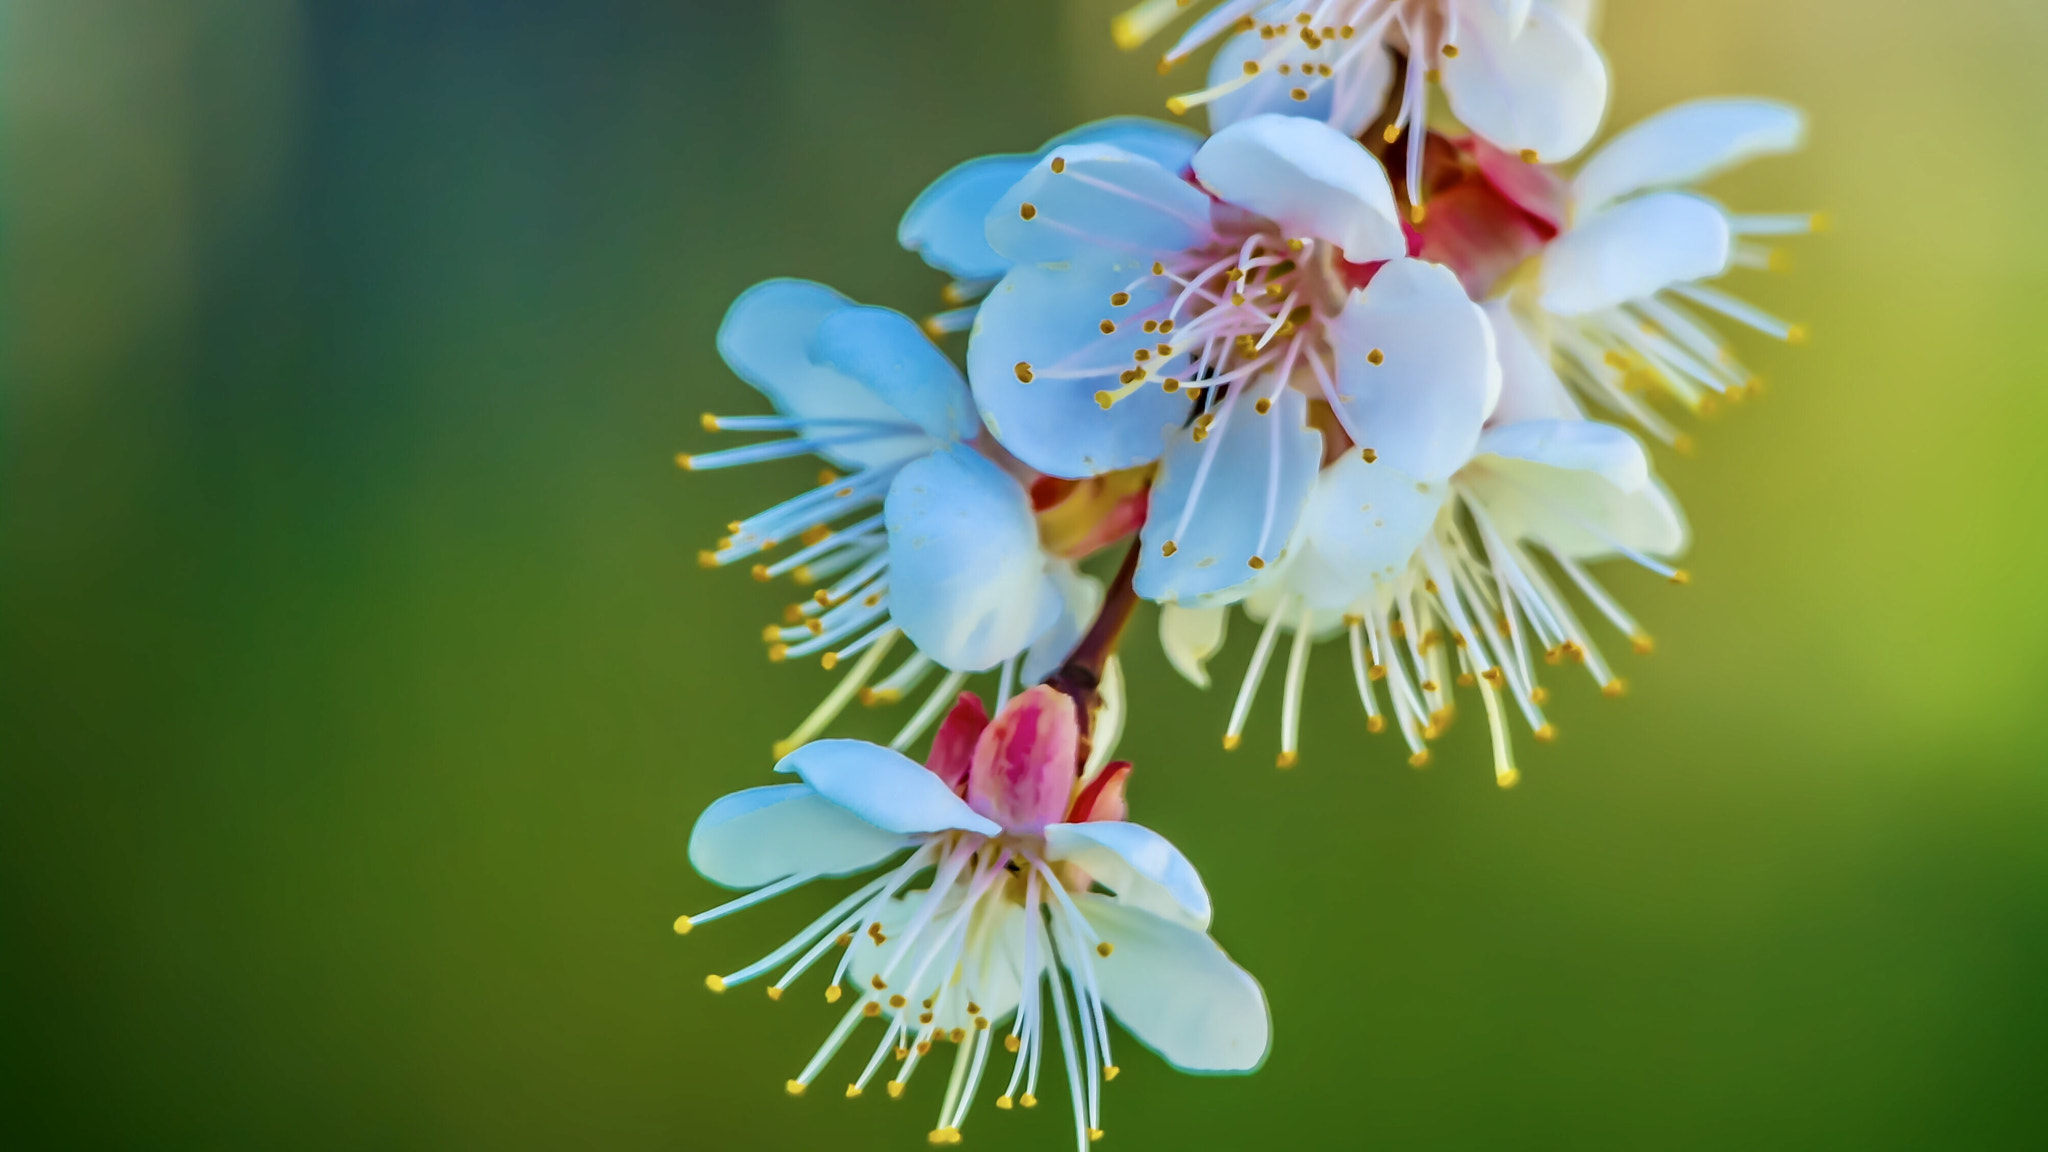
[1065,761,1131,824]
[923,692,988,793]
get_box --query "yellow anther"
[890,994,908,1008]
[863,1001,881,1017]
[1497,768,1521,789]
[1290,87,1308,101]
[996,1095,1014,1110]
[1095,390,1115,410]
[1014,361,1034,383]
[1222,734,1242,751]
[845,1084,863,1098]
[1632,634,1655,655]
[699,413,720,432]
[1441,43,1459,57]
[1670,569,1692,586]
[1005,1034,1022,1053]
[1382,124,1401,144]
[770,737,796,758]
[1520,149,1540,163]
[1020,1093,1038,1108]
[1408,750,1432,768]
[1096,941,1114,958]
[672,915,692,935]
[1367,348,1384,366]
[1276,751,1298,768]
[1248,555,1265,569]
[1531,686,1550,704]
[1254,397,1273,414]
[1603,678,1628,698]
[949,1028,965,1043]
[871,974,887,990]
[766,986,783,1001]
[1161,540,1178,557]
[1104,1065,1120,1081]
[1110,291,1130,307]
[786,1079,805,1096]
[1019,202,1038,220]
[1786,324,1810,345]
[704,975,726,993]
[824,984,843,1003]
[1089,1128,1106,1141]
[1100,319,1117,334]
[1366,715,1386,734]
[887,1080,905,1098]
[1409,202,1427,224]
[1534,724,1557,743]
[1051,156,1067,174]
[675,453,695,470]
[820,652,839,670]
[1809,211,1832,233]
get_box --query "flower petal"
[1020,563,1104,684]
[1329,257,1499,481]
[885,446,1063,671]
[1203,28,1391,138]
[1135,386,1322,606]
[1462,419,1690,558]
[1538,191,1731,315]
[1440,0,1609,163]
[775,738,1001,836]
[1043,820,1211,927]
[810,304,978,443]
[1282,453,1448,611]
[987,144,1215,266]
[900,155,1038,281]
[1074,894,1270,1073]
[1044,115,1205,174]
[1484,300,1583,426]
[1159,603,1228,689]
[1190,113,1406,260]
[849,891,1027,1026]
[1573,98,1807,217]
[967,257,1189,478]
[688,783,912,890]
[716,279,937,470]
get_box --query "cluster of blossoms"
[676,3,1811,1146]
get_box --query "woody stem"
[1044,537,1143,752]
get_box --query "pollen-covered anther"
[766,985,784,1001]
[1254,397,1272,414]
[1408,749,1432,768]
[1110,291,1130,307]
[1290,87,1308,101]
[862,1001,881,1017]
[996,1095,1014,1110]
[1367,348,1384,366]
[1520,148,1541,163]
[1089,1128,1106,1141]
[1099,319,1117,334]
[785,1079,805,1096]
[1222,734,1242,751]
[1534,724,1558,743]
[870,974,887,990]
[1632,633,1656,655]
[1276,751,1297,768]
[704,975,726,993]
[1603,678,1629,698]
[1360,447,1378,463]
[1096,941,1114,958]
[1248,556,1265,569]
[699,413,719,432]
[1020,1093,1038,1109]
[1051,156,1067,174]
[1014,361,1034,383]
[824,983,843,1002]
[1004,1034,1022,1053]
[1019,202,1037,220]
[675,453,696,470]
[672,915,692,935]
[1161,540,1178,557]
[1442,42,1460,57]
[887,1080,906,1098]
[889,994,908,1009]
[1670,569,1692,585]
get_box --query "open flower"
[1506,98,1813,445]
[689,280,1127,756]
[964,111,1496,609]
[1116,0,1607,198]
[1164,332,1686,781]
[678,686,1270,1148]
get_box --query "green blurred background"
[5,1,2044,1147]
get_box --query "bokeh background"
[5,1,2045,1147]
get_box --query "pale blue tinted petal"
[966,257,1188,478]
[1574,98,1806,216]
[1075,894,1271,1073]
[1330,258,1498,481]
[1204,28,1391,138]
[716,278,937,470]
[899,154,1036,280]
[810,304,977,443]
[688,783,911,889]
[1019,564,1104,684]
[1043,115,1204,174]
[1191,113,1406,260]
[987,144,1214,265]
[775,739,1000,836]
[885,446,1063,671]
[1484,300,1583,426]
[1044,820,1211,926]
[1539,192,1731,315]
[1283,454,1448,611]
[1135,386,1321,606]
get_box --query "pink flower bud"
[923,692,988,793]
[965,685,1080,834]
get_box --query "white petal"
[1282,453,1447,611]
[1538,191,1731,315]
[1159,603,1228,689]
[1135,386,1322,606]
[1020,563,1104,684]
[1574,98,1807,216]
[987,144,1215,266]
[1074,894,1270,1073]
[1190,113,1406,260]
[885,447,1064,672]
[1440,1,1608,162]
[1045,820,1212,927]
[1329,258,1499,481]
[775,739,1000,837]
[1043,116,1204,174]
[1203,28,1391,138]
[688,783,911,889]
[1462,420,1689,558]
[1484,300,1583,425]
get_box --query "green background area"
[5,1,2044,1147]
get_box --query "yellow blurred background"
[4,1,2043,1147]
